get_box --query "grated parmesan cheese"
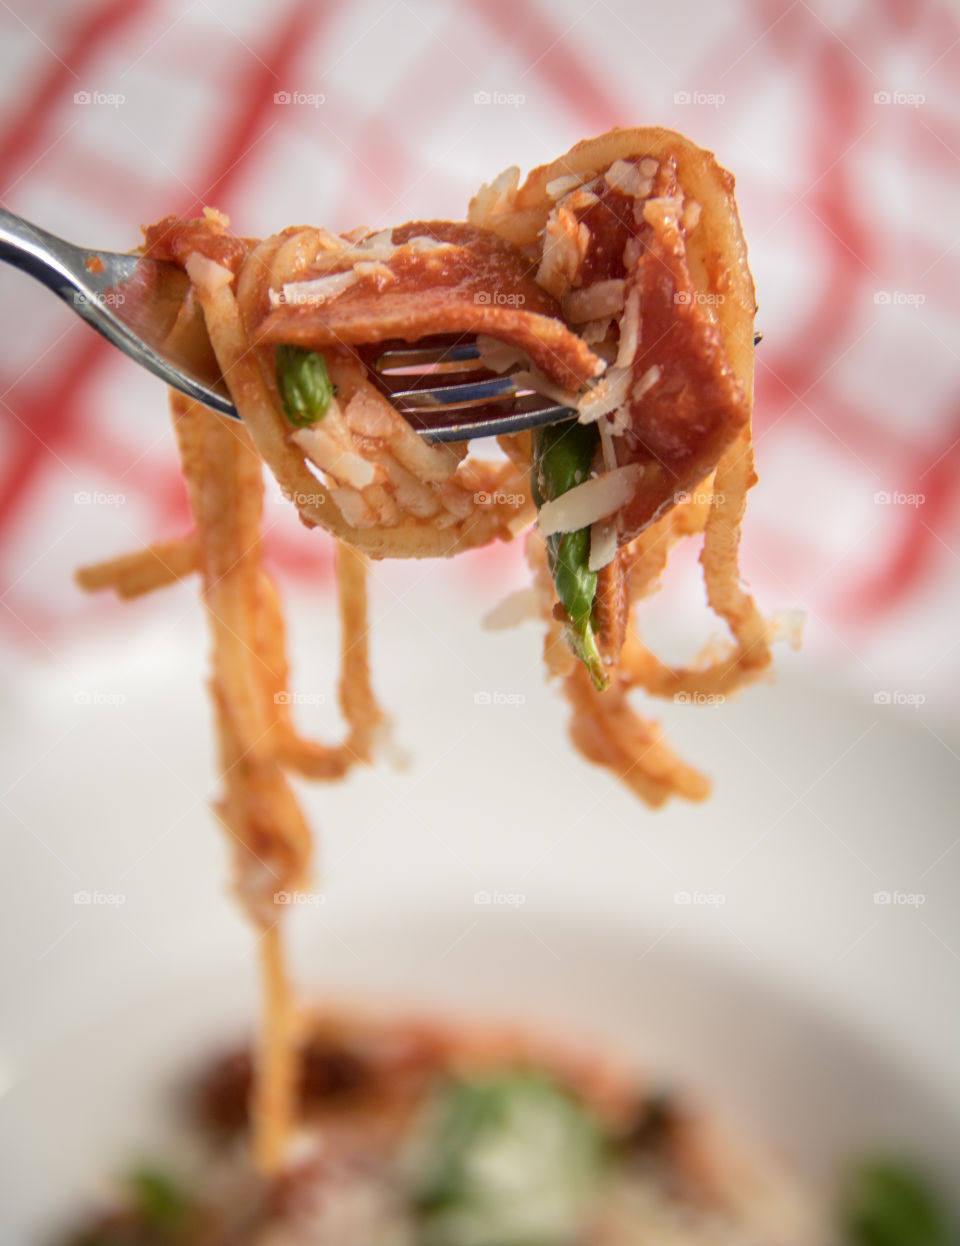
[481,587,542,630]
[476,335,529,374]
[588,518,618,571]
[615,287,641,369]
[682,199,702,232]
[537,463,643,537]
[631,364,661,404]
[576,366,632,424]
[293,424,378,489]
[562,279,625,324]
[272,270,359,307]
[546,174,584,200]
[604,159,653,199]
[469,165,521,227]
[579,317,612,345]
[184,252,234,294]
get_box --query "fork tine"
[0,210,582,441]
[388,373,526,409]
[365,334,580,440]
[406,400,577,443]
[374,341,481,371]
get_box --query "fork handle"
[0,211,569,442]
[0,209,239,417]
[0,208,83,295]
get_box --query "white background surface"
[1,569,959,1237]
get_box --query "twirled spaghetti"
[77,127,794,1171]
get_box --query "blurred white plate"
[2,904,959,1242]
[1,578,958,1239]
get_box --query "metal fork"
[0,209,577,443]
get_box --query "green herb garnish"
[843,1157,953,1246]
[416,1070,606,1246]
[128,1166,192,1236]
[275,344,334,427]
[532,420,607,690]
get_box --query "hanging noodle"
[76,127,795,1171]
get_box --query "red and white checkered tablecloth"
[0,0,958,704]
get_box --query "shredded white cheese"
[588,518,618,571]
[579,317,612,345]
[682,199,702,232]
[274,233,459,297]
[562,279,625,324]
[615,287,641,369]
[342,389,396,438]
[353,260,398,286]
[598,421,619,473]
[537,464,643,537]
[404,235,458,252]
[563,187,599,212]
[623,235,644,270]
[476,335,529,374]
[604,159,653,199]
[643,196,684,231]
[184,252,234,294]
[292,423,378,489]
[469,165,521,227]
[576,366,632,424]
[272,270,359,307]
[509,369,578,408]
[545,174,584,200]
[536,204,590,299]
[631,364,661,404]
[481,588,542,631]
[327,485,376,528]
